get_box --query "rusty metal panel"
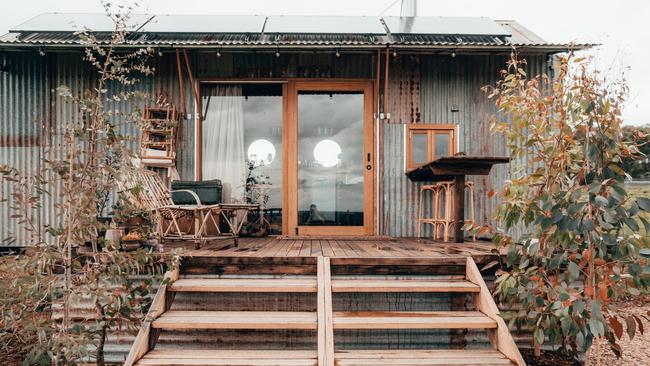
[381,54,546,237]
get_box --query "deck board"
[163,237,502,264]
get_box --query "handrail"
[465,257,526,366]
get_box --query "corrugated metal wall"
[381,54,546,237]
[1,50,545,243]
[0,51,49,245]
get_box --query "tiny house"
[0,9,591,366]
[0,12,587,243]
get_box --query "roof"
[0,13,593,53]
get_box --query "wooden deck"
[162,237,502,264]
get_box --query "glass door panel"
[288,81,373,236]
[200,83,283,234]
[297,91,364,227]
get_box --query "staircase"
[124,256,525,366]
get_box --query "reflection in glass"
[412,132,428,165]
[313,139,341,168]
[201,83,283,234]
[297,91,364,226]
[248,139,276,166]
[435,133,451,158]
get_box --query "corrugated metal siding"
[2,50,546,242]
[381,54,547,237]
[0,52,49,245]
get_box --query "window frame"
[405,123,458,170]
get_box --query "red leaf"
[609,316,624,339]
[598,283,609,301]
[633,315,645,335]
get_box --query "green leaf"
[637,197,650,211]
[534,327,545,345]
[568,261,581,280]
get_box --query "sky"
[1,0,648,126]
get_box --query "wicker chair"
[117,169,260,246]
[117,169,210,240]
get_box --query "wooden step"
[331,279,480,293]
[152,311,318,330]
[333,311,497,329]
[136,349,317,366]
[335,349,514,365]
[169,278,317,293]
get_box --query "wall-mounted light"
[335,49,340,58]
[275,47,280,58]
[451,50,456,58]
[393,49,397,57]
[216,48,222,58]
[157,50,163,57]
[38,47,45,56]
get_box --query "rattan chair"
[117,169,210,240]
[117,169,260,246]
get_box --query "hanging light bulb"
[157,50,163,57]
[335,49,340,58]
[393,49,397,57]
[38,47,45,56]
[216,49,222,58]
[275,49,280,58]
[451,50,456,58]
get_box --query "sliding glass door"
[286,81,374,236]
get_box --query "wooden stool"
[417,184,442,239]
[434,181,476,242]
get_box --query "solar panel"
[143,15,265,33]
[383,16,510,36]
[10,12,153,33]
[264,16,385,34]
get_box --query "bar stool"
[417,184,441,239]
[434,181,476,242]
[436,182,455,241]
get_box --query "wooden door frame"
[284,80,375,236]
[195,78,376,237]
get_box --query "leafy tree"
[483,53,650,360]
[0,2,179,365]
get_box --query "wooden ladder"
[124,256,525,366]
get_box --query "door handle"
[366,153,372,170]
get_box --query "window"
[200,83,283,234]
[406,124,457,170]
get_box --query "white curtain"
[202,85,246,202]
